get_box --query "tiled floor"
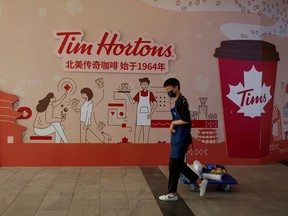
[0,163,287,216]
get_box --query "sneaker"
[159,193,178,201]
[199,179,208,197]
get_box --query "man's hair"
[163,78,181,90]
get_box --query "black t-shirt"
[175,94,192,130]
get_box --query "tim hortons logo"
[53,30,176,74]
[226,66,272,118]
[54,31,176,58]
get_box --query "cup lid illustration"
[214,40,280,61]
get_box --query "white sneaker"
[159,193,178,201]
[199,179,208,197]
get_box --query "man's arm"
[125,93,136,104]
[170,96,191,133]
[169,119,189,133]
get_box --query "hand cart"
[180,162,238,192]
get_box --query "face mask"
[167,90,176,98]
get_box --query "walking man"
[159,78,208,201]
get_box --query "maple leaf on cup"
[226,65,272,118]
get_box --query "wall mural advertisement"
[0,0,288,166]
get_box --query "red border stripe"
[30,136,53,140]
[108,103,124,107]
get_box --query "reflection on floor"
[0,163,287,216]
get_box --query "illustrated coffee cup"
[214,40,279,158]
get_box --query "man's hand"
[169,122,176,133]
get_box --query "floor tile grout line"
[1,167,42,216]
[121,166,133,216]
[0,167,21,216]
[0,167,18,188]
[66,167,82,216]
[33,167,60,216]
[99,167,103,216]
